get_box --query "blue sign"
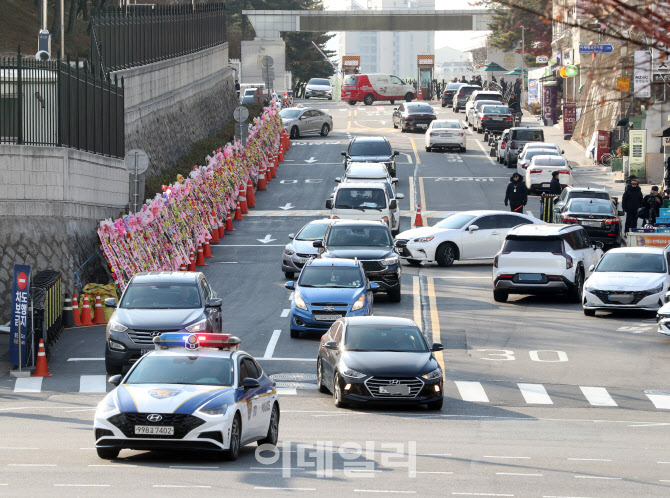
[579,44,614,53]
[9,265,31,367]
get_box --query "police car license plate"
[315,314,342,321]
[135,426,174,435]
[379,384,410,396]
[417,124,427,129]
[140,349,152,356]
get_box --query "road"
[1,99,669,497]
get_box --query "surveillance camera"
[36,50,50,61]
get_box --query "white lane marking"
[153,485,212,488]
[277,388,297,395]
[475,139,498,165]
[263,330,282,360]
[288,292,294,301]
[527,210,534,217]
[416,471,454,474]
[518,383,553,404]
[645,391,670,409]
[496,472,543,476]
[54,484,111,487]
[168,465,219,469]
[455,381,489,403]
[89,464,137,468]
[354,491,416,495]
[255,487,316,491]
[574,475,622,480]
[13,377,43,393]
[422,453,452,456]
[580,386,617,407]
[259,357,317,362]
[0,447,39,450]
[657,461,670,464]
[485,456,530,460]
[67,358,104,361]
[567,458,612,462]
[79,375,107,393]
[452,494,514,497]
[258,234,277,244]
[65,408,96,413]
[8,464,57,467]
[281,309,290,318]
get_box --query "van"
[326,182,397,233]
[341,74,416,106]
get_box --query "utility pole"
[521,25,526,108]
[60,0,64,59]
[42,0,47,30]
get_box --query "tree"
[285,31,336,84]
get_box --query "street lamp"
[521,25,526,108]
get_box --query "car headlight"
[109,319,128,333]
[197,400,229,417]
[185,318,208,333]
[340,363,366,379]
[284,246,295,256]
[584,285,595,293]
[109,340,126,351]
[97,393,118,416]
[422,367,442,380]
[658,313,670,321]
[647,284,664,294]
[382,256,399,266]
[351,294,366,311]
[414,236,434,243]
[294,292,308,310]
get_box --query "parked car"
[341,73,416,105]
[492,224,603,303]
[305,78,333,100]
[452,85,481,112]
[474,105,514,134]
[467,100,503,129]
[392,103,437,133]
[315,220,402,301]
[284,258,378,338]
[315,316,443,409]
[584,247,670,316]
[280,107,333,139]
[553,198,623,248]
[503,127,545,167]
[327,182,399,235]
[424,119,466,152]
[520,142,565,156]
[525,155,572,194]
[342,136,399,177]
[465,91,504,123]
[282,219,334,278]
[442,82,465,107]
[496,129,511,164]
[552,187,614,217]
[395,210,541,267]
[104,272,222,375]
[517,147,561,175]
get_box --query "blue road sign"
[579,44,614,53]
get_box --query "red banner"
[563,102,577,137]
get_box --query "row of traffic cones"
[63,292,107,328]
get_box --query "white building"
[336,0,435,80]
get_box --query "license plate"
[517,273,543,282]
[417,124,427,129]
[542,183,550,187]
[581,221,601,227]
[297,258,309,264]
[608,294,633,304]
[492,116,502,120]
[135,425,174,435]
[379,384,410,396]
[314,314,342,321]
[140,349,152,356]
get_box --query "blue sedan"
[285,258,379,338]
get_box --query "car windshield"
[343,75,358,85]
[476,101,502,109]
[280,109,302,119]
[596,252,667,273]
[349,140,391,156]
[345,325,428,352]
[459,87,479,96]
[244,89,256,95]
[335,188,386,209]
[568,191,610,201]
[526,143,558,150]
[502,237,563,253]
[524,149,559,159]
[432,121,461,129]
[568,199,613,215]
[241,96,254,104]
[407,105,433,113]
[327,226,392,247]
[446,83,462,90]
[513,129,544,141]
[126,355,233,386]
[296,222,329,241]
[533,157,567,166]
[475,94,502,101]
[299,267,363,288]
[120,283,201,309]
[435,213,477,229]
[482,106,510,114]
[308,78,331,86]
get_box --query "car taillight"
[562,215,579,223]
[552,241,573,269]
[557,170,570,174]
[510,141,516,149]
[494,254,499,268]
[530,169,543,174]
[604,218,620,225]
[505,116,514,121]
[459,133,464,136]
[331,216,340,219]
[481,116,489,120]
[501,141,506,149]
[458,93,464,97]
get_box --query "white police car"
[94,333,279,461]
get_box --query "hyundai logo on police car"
[146,414,163,423]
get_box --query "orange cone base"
[203,242,213,258]
[257,174,267,190]
[218,225,225,237]
[196,245,207,266]
[32,340,51,377]
[247,181,256,208]
[225,215,234,231]
[188,252,196,271]
[210,229,220,243]
[234,203,243,221]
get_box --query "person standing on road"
[500,77,507,96]
[504,173,528,213]
[644,186,663,224]
[549,171,562,195]
[622,178,644,233]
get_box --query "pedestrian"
[644,186,663,224]
[622,177,644,233]
[624,174,637,191]
[500,77,507,96]
[549,171,562,195]
[504,172,528,213]
[461,75,468,83]
[235,79,240,97]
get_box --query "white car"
[584,247,670,316]
[424,120,466,152]
[305,78,333,100]
[336,177,404,236]
[326,181,399,235]
[525,155,572,194]
[517,148,561,175]
[336,162,398,187]
[395,210,541,267]
[520,142,564,156]
[94,333,279,461]
[464,90,504,123]
[493,224,603,303]
[496,129,511,163]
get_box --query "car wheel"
[348,101,356,106]
[223,413,241,461]
[441,103,446,107]
[290,126,300,139]
[317,359,329,394]
[305,95,310,99]
[320,124,330,137]
[283,271,294,279]
[405,93,413,102]
[493,290,508,303]
[388,283,402,302]
[258,404,279,446]
[393,121,397,129]
[290,329,300,338]
[529,187,536,196]
[427,398,443,411]
[333,373,348,408]
[390,100,395,105]
[460,146,467,152]
[435,242,457,267]
[405,259,422,266]
[583,308,596,317]
[453,107,458,113]
[328,96,332,100]
[570,269,584,303]
[96,447,120,460]
[105,356,123,376]
[425,146,431,152]
[364,94,374,105]
[390,168,396,177]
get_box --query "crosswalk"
[6,376,670,411]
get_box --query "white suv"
[326,182,398,235]
[492,224,603,303]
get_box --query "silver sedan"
[280,107,334,139]
[282,219,334,278]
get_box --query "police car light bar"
[153,333,241,351]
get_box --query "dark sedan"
[475,105,514,133]
[342,136,399,177]
[554,198,623,248]
[441,82,464,107]
[393,103,437,133]
[316,316,444,410]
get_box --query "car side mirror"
[393,151,400,156]
[393,107,398,111]
[242,377,261,390]
[392,177,399,184]
[285,281,295,290]
[104,298,117,308]
[389,200,397,210]
[561,150,565,154]
[335,177,341,183]
[341,151,347,157]
[396,193,405,200]
[324,341,338,350]
[207,297,223,308]
[468,225,479,232]
[313,240,323,248]
[431,343,444,352]
[553,197,559,204]
[368,282,381,293]
[325,199,333,209]
[108,374,122,387]
[288,233,295,240]
[593,241,604,250]
[299,115,307,120]
[589,264,595,273]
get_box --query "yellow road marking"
[426,276,445,373]
[409,137,421,165]
[413,276,421,328]
[354,109,358,117]
[348,110,352,117]
[419,177,428,226]
[346,120,351,129]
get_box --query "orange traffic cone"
[234,200,243,221]
[239,183,248,214]
[72,293,81,327]
[247,179,255,208]
[267,157,275,180]
[273,152,279,169]
[93,293,106,325]
[414,204,424,227]
[195,244,207,266]
[225,212,234,231]
[80,294,93,325]
[218,220,225,238]
[188,249,196,271]
[180,261,187,271]
[257,163,267,191]
[210,228,220,243]
[279,145,285,162]
[203,241,213,258]
[32,339,51,377]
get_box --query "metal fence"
[0,48,125,158]
[90,3,227,74]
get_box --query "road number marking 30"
[477,349,569,362]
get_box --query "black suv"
[392,103,437,133]
[342,136,399,177]
[314,220,401,302]
[503,127,545,167]
[442,82,464,107]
